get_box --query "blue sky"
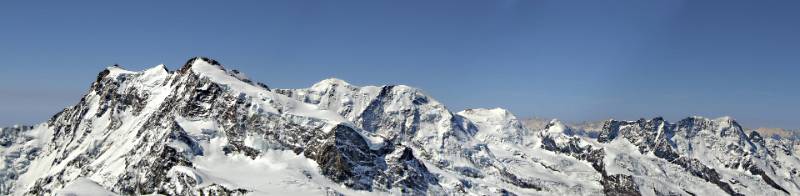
[1,0,798,128]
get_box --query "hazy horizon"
[1,0,799,128]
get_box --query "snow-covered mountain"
[2,57,800,195]
[752,128,799,140]
[523,119,605,139]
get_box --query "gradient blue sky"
[1,0,798,128]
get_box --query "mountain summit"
[2,57,799,195]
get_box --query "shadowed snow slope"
[2,57,799,196]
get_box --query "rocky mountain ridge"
[524,118,800,141]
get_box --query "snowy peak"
[177,56,268,91]
[597,117,666,142]
[312,78,353,89]
[184,56,231,76]
[180,56,223,73]
[94,63,171,89]
[541,119,573,137]
[680,116,740,128]
[277,77,455,129]
[144,64,169,74]
[96,65,135,83]
[105,64,134,74]
[598,116,763,166]
[679,116,745,134]
[457,108,515,121]
[457,108,527,145]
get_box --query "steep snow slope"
[2,57,799,196]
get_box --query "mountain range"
[523,119,800,141]
[1,57,799,195]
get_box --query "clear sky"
[1,0,798,128]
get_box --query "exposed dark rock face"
[540,122,641,196]
[598,117,677,157]
[303,125,440,193]
[601,174,639,196]
[497,167,544,191]
[382,146,439,193]
[741,159,790,194]
[304,125,380,190]
[0,126,32,147]
[0,126,36,194]
[671,157,742,196]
